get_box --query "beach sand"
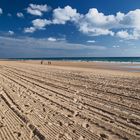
[0,60,140,140]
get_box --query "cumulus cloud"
[116,30,130,39]
[24,5,140,39]
[79,26,114,36]
[32,19,51,29]
[0,8,3,15]
[27,4,51,16]
[77,8,117,36]
[24,19,51,33]
[119,9,140,29]
[8,30,14,35]
[52,6,80,24]
[17,12,24,18]
[52,6,115,36]
[116,29,140,40]
[78,8,140,37]
[52,7,116,36]
[24,27,36,33]
[84,8,116,27]
[115,9,140,39]
[24,5,79,33]
[52,7,140,38]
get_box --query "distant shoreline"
[1,57,140,63]
[1,59,140,73]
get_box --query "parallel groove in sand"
[0,62,140,140]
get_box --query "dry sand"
[0,60,140,140]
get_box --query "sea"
[8,57,140,63]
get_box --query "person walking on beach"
[41,60,43,64]
[48,61,51,65]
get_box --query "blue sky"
[0,0,140,58]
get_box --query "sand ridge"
[0,61,140,140]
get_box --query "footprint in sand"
[100,133,109,139]
[13,131,21,138]
[78,135,86,140]
[0,122,4,128]
[82,121,90,129]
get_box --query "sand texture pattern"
[0,61,140,140]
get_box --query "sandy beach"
[0,60,140,140]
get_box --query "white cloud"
[0,8,3,15]
[79,26,114,36]
[24,5,79,33]
[84,8,116,27]
[116,30,130,39]
[52,6,80,24]
[47,37,57,42]
[32,19,51,29]
[77,8,140,38]
[112,45,120,48]
[27,4,50,16]
[52,7,140,38]
[8,30,14,35]
[52,6,115,36]
[77,8,117,36]
[87,40,96,43]
[27,8,42,16]
[47,37,66,42]
[52,7,116,36]
[119,9,140,29]
[30,4,50,12]
[24,19,51,33]
[115,9,140,39]
[17,12,24,18]
[116,29,140,40]
[24,5,140,39]
[24,27,36,33]
[116,12,125,21]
